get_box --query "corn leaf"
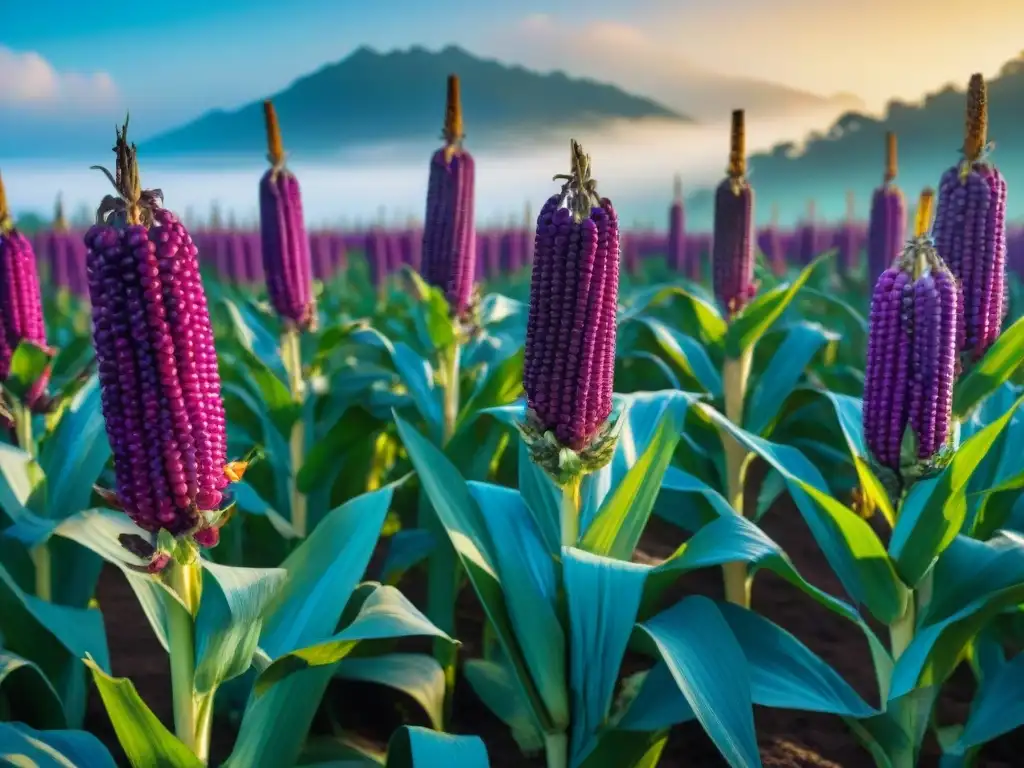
[336,654,446,732]
[194,560,287,694]
[845,687,938,768]
[463,659,545,753]
[0,722,116,768]
[563,548,650,767]
[5,340,54,400]
[619,284,727,345]
[725,254,828,357]
[467,482,568,729]
[85,659,201,768]
[384,725,489,767]
[219,297,284,378]
[394,414,552,733]
[379,528,435,585]
[890,532,1024,698]
[0,442,42,524]
[259,485,395,659]
[637,596,761,768]
[953,314,1024,418]
[631,315,722,397]
[0,650,66,729]
[746,322,838,436]
[889,393,1024,587]
[947,652,1024,754]
[517,439,561,554]
[652,466,733,533]
[698,403,908,625]
[580,409,684,560]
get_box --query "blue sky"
[3,0,1024,142]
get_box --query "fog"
[0,108,854,230]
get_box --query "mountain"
[141,45,690,158]
[681,54,1024,227]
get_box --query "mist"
[0,107,879,231]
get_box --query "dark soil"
[86,462,1024,767]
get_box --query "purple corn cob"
[421,75,476,317]
[365,229,388,293]
[0,174,50,405]
[867,132,907,289]
[758,207,786,276]
[84,122,230,546]
[523,140,619,454]
[667,175,686,273]
[863,189,957,477]
[259,101,315,330]
[932,74,1008,363]
[713,111,757,317]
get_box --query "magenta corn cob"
[421,75,476,318]
[522,140,620,477]
[0,174,50,409]
[84,121,230,547]
[863,190,956,483]
[712,110,757,317]
[259,101,315,331]
[932,74,1008,364]
[867,132,907,289]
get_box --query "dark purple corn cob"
[758,205,786,276]
[932,74,1008,364]
[833,192,859,276]
[0,173,51,408]
[867,132,907,289]
[667,175,686,273]
[259,101,315,331]
[84,121,230,546]
[421,75,476,318]
[712,110,757,318]
[523,140,619,460]
[863,189,956,481]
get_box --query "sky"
[4,0,1024,140]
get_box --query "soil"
[85,461,1024,767]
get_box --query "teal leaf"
[563,547,649,766]
[255,585,451,693]
[85,658,202,767]
[385,725,489,768]
[380,528,435,585]
[0,650,66,729]
[193,560,287,693]
[638,596,761,768]
[336,654,446,732]
[746,322,838,435]
[953,314,1024,419]
[463,659,545,753]
[889,394,1024,587]
[220,297,284,377]
[619,284,727,344]
[467,482,568,729]
[948,652,1024,753]
[0,722,115,768]
[632,316,722,397]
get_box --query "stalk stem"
[722,345,754,607]
[442,344,461,444]
[544,732,569,768]
[281,328,307,538]
[166,561,208,762]
[15,403,51,601]
[560,477,582,548]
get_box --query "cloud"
[0,46,118,113]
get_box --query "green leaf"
[620,284,727,345]
[47,336,94,394]
[890,532,1024,698]
[255,584,452,693]
[698,403,908,625]
[5,340,54,400]
[38,376,111,522]
[889,393,1024,587]
[948,652,1024,753]
[517,439,561,555]
[638,596,761,768]
[193,560,287,693]
[0,650,66,729]
[746,322,838,435]
[632,316,722,397]
[409,278,457,351]
[725,255,827,356]
[357,328,441,438]
[385,726,489,768]
[220,297,284,377]
[260,485,396,659]
[467,482,568,729]
[457,347,524,428]
[953,314,1024,418]
[85,658,202,768]
[463,659,544,753]
[846,687,937,768]
[0,722,115,768]
[394,413,552,734]
[297,407,382,493]
[336,654,446,731]
[380,529,435,585]
[0,442,42,523]
[653,466,733,533]
[563,548,650,767]
[580,409,684,559]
